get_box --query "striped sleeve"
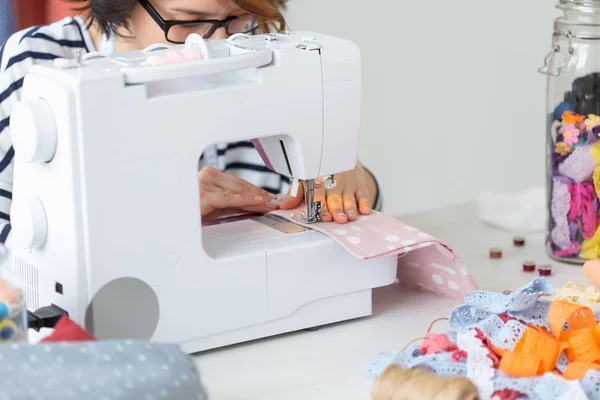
[363,166,383,212]
[0,32,28,246]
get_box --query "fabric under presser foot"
[270,208,478,300]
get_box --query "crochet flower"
[555,141,573,156]
[563,111,585,124]
[562,123,580,146]
[586,114,600,132]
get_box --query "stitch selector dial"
[11,196,48,250]
[11,98,58,163]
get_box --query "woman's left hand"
[279,161,377,224]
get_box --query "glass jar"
[541,0,600,263]
[0,246,27,342]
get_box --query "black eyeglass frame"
[138,0,258,43]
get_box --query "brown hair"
[64,0,286,36]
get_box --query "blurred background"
[0,0,560,216]
[1,0,77,37]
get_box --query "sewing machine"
[9,32,398,352]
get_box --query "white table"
[193,203,589,400]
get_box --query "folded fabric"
[477,188,546,233]
[270,209,478,300]
[0,340,208,400]
[40,316,96,343]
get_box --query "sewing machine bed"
[192,214,398,351]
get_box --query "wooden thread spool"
[513,236,525,247]
[489,248,502,259]
[374,317,479,400]
[372,364,480,400]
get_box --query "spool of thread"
[523,261,536,272]
[513,236,525,247]
[372,364,480,400]
[538,265,552,276]
[489,248,502,259]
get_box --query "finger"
[201,191,276,216]
[343,190,358,222]
[279,181,304,210]
[326,188,347,224]
[204,201,281,221]
[355,188,372,215]
[203,208,244,221]
[314,185,331,222]
[206,167,271,198]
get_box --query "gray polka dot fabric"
[0,341,209,400]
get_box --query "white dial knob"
[11,98,57,163]
[11,196,48,250]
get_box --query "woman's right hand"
[198,167,279,219]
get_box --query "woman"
[0,0,382,246]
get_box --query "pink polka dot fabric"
[270,209,478,300]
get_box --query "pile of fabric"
[367,278,600,399]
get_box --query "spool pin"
[538,265,552,276]
[523,261,536,272]
[489,248,502,259]
[513,236,525,247]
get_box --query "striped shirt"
[0,16,381,246]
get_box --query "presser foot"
[289,177,330,224]
[300,200,324,224]
[292,201,324,224]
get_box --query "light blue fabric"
[491,371,584,399]
[0,341,209,399]
[0,0,14,47]
[449,278,554,335]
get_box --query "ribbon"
[567,182,597,240]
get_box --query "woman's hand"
[199,167,279,220]
[279,162,377,224]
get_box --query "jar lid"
[559,0,600,7]
[558,0,600,14]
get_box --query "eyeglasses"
[138,0,259,43]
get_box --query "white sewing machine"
[8,32,397,352]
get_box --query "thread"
[427,317,449,333]
[372,364,480,400]
[396,337,426,359]
[393,317,449,360]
